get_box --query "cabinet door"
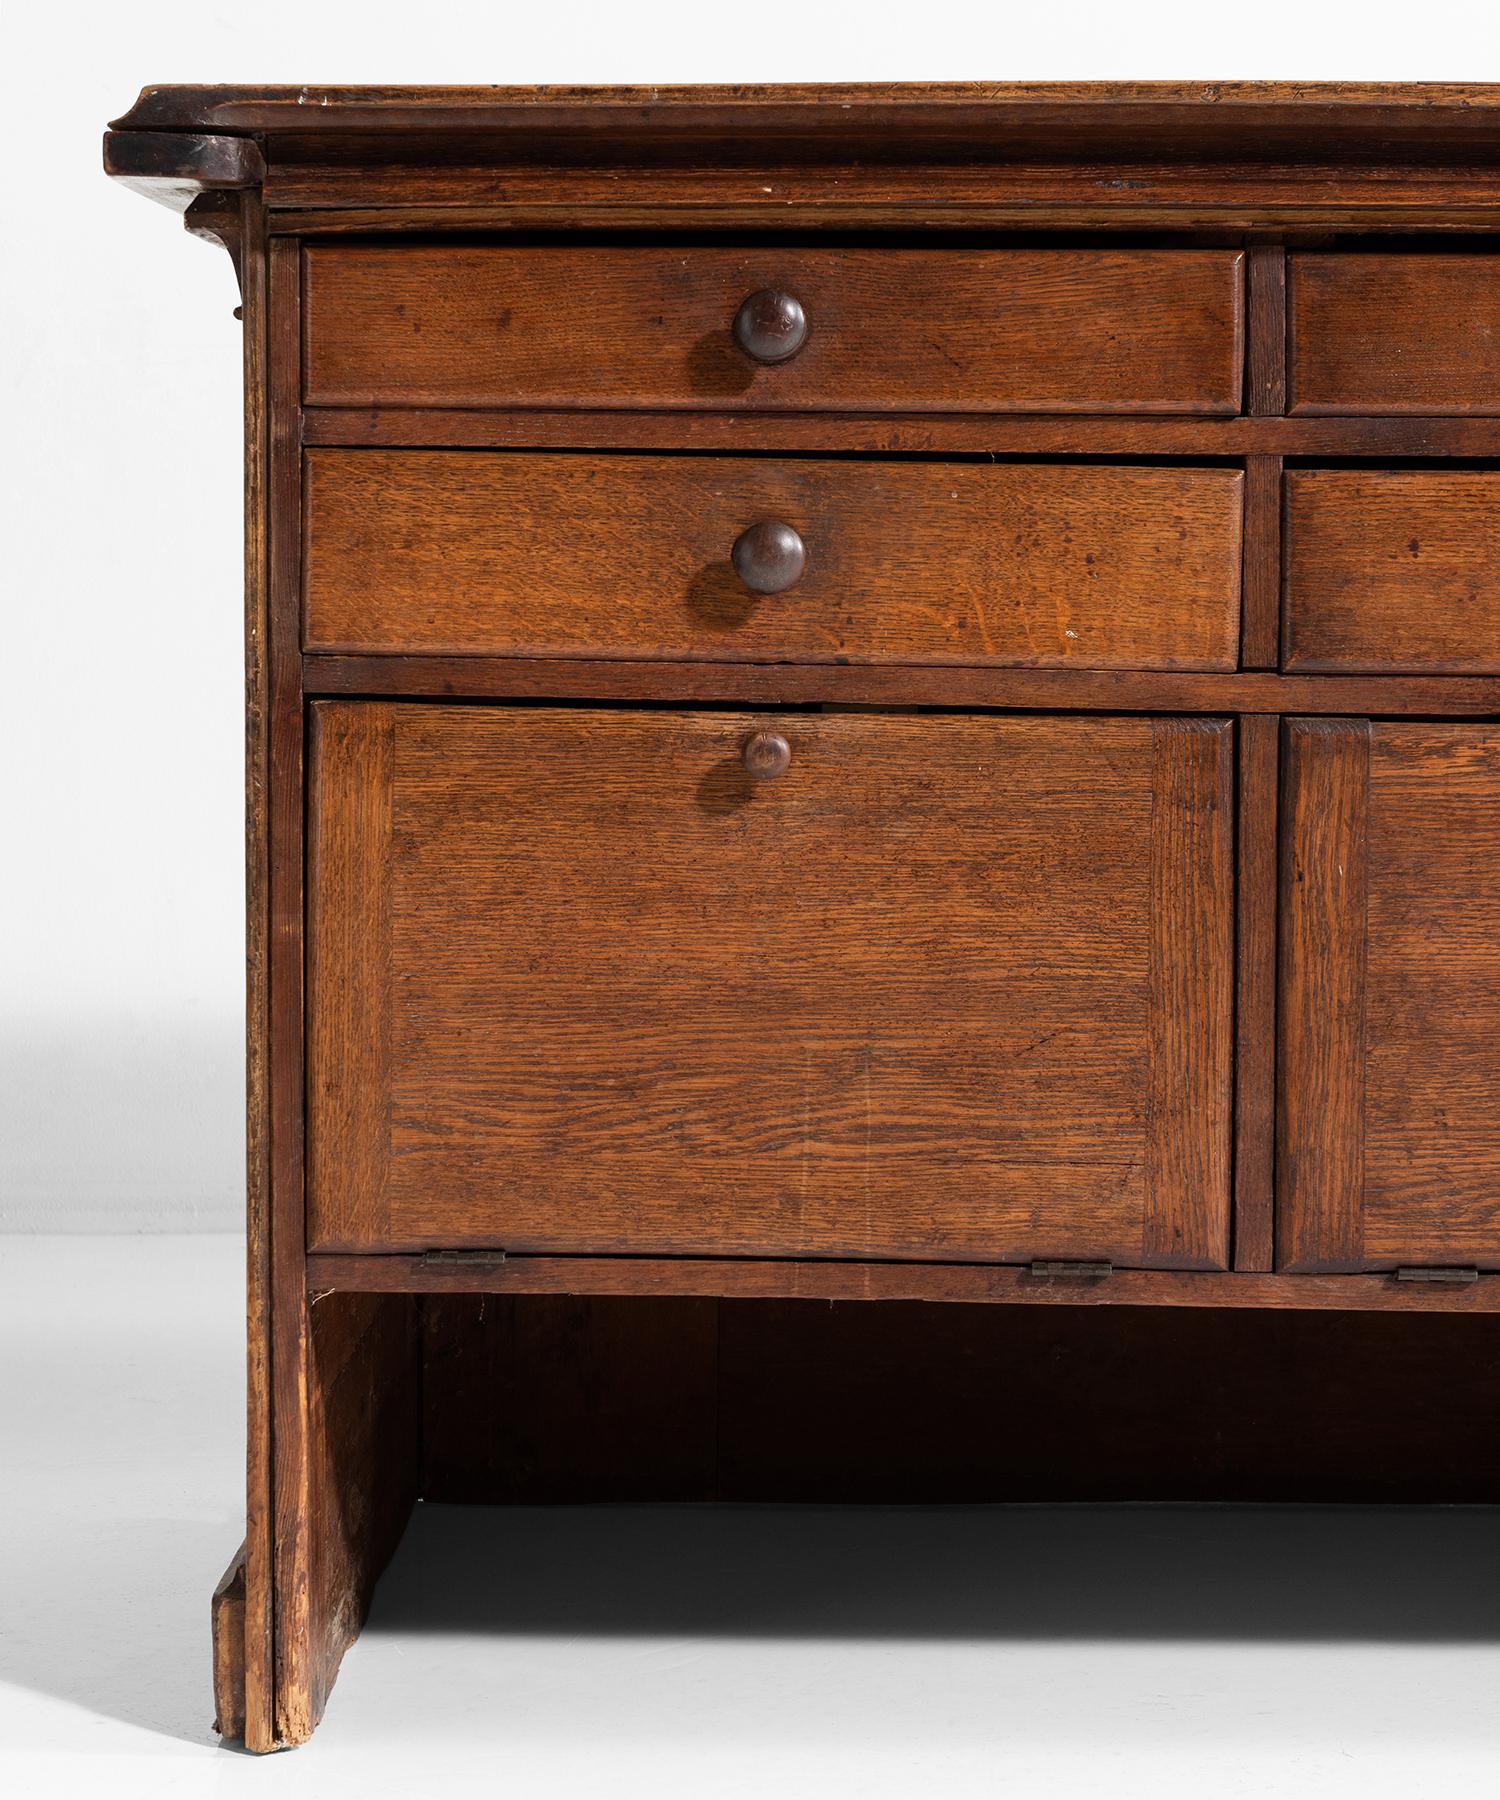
[308,705,1234,1267]
[1280,721,1500,1270]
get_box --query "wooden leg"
[279,1291,421,1745]
[211,1542,247,1742]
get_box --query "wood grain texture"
[305,1253,1500,1313]
[1145,720,1234,1267]
[1290,254,1500,415]
[100,128,263,212]
[1240,457,1283,669]
[1281,722,1500,1272]
[303,654,1500,716]
[268,182,1500,230]
[1284,470,1500,673]
[1245,244,1288,418]
[211,1543,247,1741]
[1361,726,1500,1264]
[307,708,393,1250]
[306,704,1234,1268]
[265,241,311,1749]
[304,1293,419,1730]
[110,81,1500,136]
[1278,720,1370,1272]
[301,407,1500,459]
[302,246,1244,414]
[237,192,274,1756]
[1234,715,1280,1272]
[303,451,1244,669]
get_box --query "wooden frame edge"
[304,1254,1500,1312]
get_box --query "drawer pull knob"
[742,732,792,780]
[732,288,808,364]
[732,520,807,594]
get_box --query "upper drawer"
[1284,470,1500,674]
[302,245,1246,414]
[1290,254,1500,415]
[302,450,1244,669]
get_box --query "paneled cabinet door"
[307,704,1234,1269]
[1279,720,1500,1271]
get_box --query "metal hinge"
[1028,1259,1113,1279]
[1395,1265,1479,1286]
[422,1249,508,1266]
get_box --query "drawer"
[1290,254,1500,415]
[307,704,1234,1267]
[1284,470,1500,674]
[302,244,1245,414]
[303,451,1244,668]
[1280,721,1500,1271]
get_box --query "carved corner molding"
[102,129,264,210]
[103,130,263,293]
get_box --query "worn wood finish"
[109,81,1500,139]
[100,128,263,211]
[211,1544,247,1741]
[1290,254,1500,414]
[1145,721,1235,1266]
[303,452,1244,669]
[301,408,1500,458]
[1233,714,1279,1272]
[302,245,1244,414]
[1240,458,1283,669]
[1245,244,1288,419]
[307,703,1233,1267]
[263,242,313,1749]
[302,655,1500,716]
[308,1253,1500,1313]
[1278,720,1370,1272]
[107,81,1500,1753]
[1284,470,1500,673]
[1361,728,1500,1266]
[237,193,274,1756]
[304,1293,420,1729]
[1281,722,1500,1271]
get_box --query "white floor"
[3,1236,1498,1798]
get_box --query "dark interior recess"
[419,1296,1500,1505]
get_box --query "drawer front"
[307,705,1234,1266]
[1280,721,1500,1272]
[1290,254,1500,415]
[302,245,1245,414]
[1284,471,1500,674]
[303,452,1244,668]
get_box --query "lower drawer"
[302,451,1244,670]
[306,703,1234,1267]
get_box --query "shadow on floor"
[367,1501,1500,1646]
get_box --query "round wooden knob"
[742,732,792,780]
[732,288,808,364]
[731,521,806,594]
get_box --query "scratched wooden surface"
[303,451,1244,669]
[306,703,1234,1267]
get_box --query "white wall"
[2,3,1494,1229]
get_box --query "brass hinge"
[1028,1260,1113,1279]
[422,1249,508,1266]
[1395,1265,1479,1285]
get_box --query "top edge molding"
[108,82,1500,134]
